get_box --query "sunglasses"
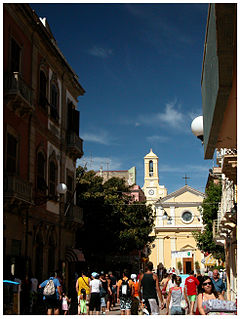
[203,282,212,286]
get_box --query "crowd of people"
[7,262,236,315]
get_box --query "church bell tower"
[142,149,167,204]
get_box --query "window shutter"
[67,102,73,131]
[73,109,80,135]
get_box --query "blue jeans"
[171,306,184,315]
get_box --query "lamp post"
[57,183,67,275]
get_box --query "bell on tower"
[149,160,153,177]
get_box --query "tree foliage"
[75,166,155,264]
[193,181,225,261]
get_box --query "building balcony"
[4,72,34,116]
[4,174,33,206]
[66,132,84,160]
[217,148,237,183]
[65,205,84,225]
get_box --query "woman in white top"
[167,274,177,291]
[89,273,102,315]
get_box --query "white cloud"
[77,156,122,171]
[88,46,113,58]
[134,100,185,130]
[158,163,210,176]
[81,130,112,145]
[157,101,185,128]
[146,135,169,143]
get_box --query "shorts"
[120,297,132,311]
[101,296,106,307]
[89,293,101,312]
[78,293,90,305]
[171,306,184,315]
[188,295,197,302]
[44,298,59,310]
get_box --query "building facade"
[200,4,237,301]
[3,4,85,288]
[142,150,205,271]
[153,186,205,273]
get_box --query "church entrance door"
[183,258,193,274]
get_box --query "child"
[79,288,87,315]
[62,292,71,315]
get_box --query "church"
[142,149,206,273]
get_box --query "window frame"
[36,150,47,193]
[181,210,194,224]
[10,37,22,74]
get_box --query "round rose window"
[182,211,193,223]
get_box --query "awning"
[204,254,217,266]
[65,248,85,263]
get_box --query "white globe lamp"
[57,183,67,194]
[191,116,204,141]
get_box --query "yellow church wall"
[174,192,203,203]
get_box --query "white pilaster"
[170,206,175,226]
[171,237,176,267]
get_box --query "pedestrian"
[30,273,38,314]
[130,274,140,315]
[99,271,111,315]
[208,268,213,278]
[160,273,169,300]
[196,275,224,315]
[196,270,203,294]
[76,271,91,315]
[117,269,133,315]
[79,288,87,315]
[62,291,71,315]
[138,261,164,315]
[108,271,117,308]
[89,272,102,315]
[184,270,200,315]
[167,273,177,291]
[105,273,113,313]
[39,271,62,315]
[211,269,226,296]
[21,274,31,314]
[137,269,143,281]
[166,276,189,315]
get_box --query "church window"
[149,160,153,177]
[181,211,193,223]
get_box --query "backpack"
[43,279,56,298]
[119,279,131,298]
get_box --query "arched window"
[149,160,153,177]
[49,160,57,198]
[50,84,59,121]
[36,152,47,193]
[39,70,47,108]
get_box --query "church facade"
[142,149,206,273]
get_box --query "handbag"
[180,287,188,309]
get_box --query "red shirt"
[184,276,199,296]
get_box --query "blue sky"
[31,3,214,194]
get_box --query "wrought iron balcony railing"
[66,132,83,160]
[4,72,33,114]
[4,174,32,204]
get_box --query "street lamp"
[191,116,204,142]
[57,183,68,195]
